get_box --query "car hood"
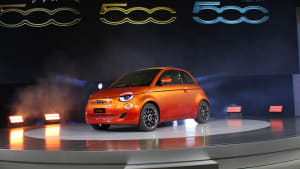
[90,86,151,99]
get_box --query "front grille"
[96,100,105,104]
[91,100,112,104]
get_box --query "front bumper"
[85,97,141,125]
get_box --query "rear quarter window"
[180,71,196,85]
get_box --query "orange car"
[85,67,210,131]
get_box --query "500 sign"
[192,1,269,24]
[99,1,269,25]
[0,5,80,28]
[99,3,176,25]
[0,0,81,28]
[0,0,269,28]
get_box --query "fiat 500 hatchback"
[86,67,210,131]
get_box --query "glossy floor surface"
[0,116,298,151]
[24,119,270,140]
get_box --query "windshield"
[111,69,161,88]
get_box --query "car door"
[180,71,199,118]
[152,70,185,122]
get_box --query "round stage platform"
[1,117,300,169]
[24,119,270,140]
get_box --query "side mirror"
[161,77,172,85]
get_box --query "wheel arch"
[142,100,161,122]
[201,99,210,106]
[195,95,210,108]
[144,101,160,114]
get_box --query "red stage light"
[269,106,283,112]
[9,116,24,124]
[227,106,242,113]
[45,114,60,121]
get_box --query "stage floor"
[0,117,297,151]
[1,116,300,169]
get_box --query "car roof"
[138,67,187,72]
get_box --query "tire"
[195,100,210,123]
[90,124,111,130]
[138,103,160,131]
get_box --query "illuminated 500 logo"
[0,1,81,28]
[193,1,269,24]
[99,3,176,25]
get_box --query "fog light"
[120,113,127,119]
[123,103,133,109]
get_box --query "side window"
[180,71,196,85]
[156,70,183,86]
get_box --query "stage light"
[269,106,283,112]
[227,106,242,113]
[9,115,24,124]
[45,113,60,121]
[98,83,103,90]
[173,120,178,127]
[184,119,198,128]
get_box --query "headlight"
[119,95,134,102]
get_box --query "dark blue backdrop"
[0,0,298,127]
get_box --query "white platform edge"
[0,135,300,168]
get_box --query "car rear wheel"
[138,103,160,131]
[195,100,210,123]
[91,124,111,130]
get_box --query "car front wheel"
[138,103,160,131]
[195,100,210,123]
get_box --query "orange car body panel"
[85,67,209,125]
